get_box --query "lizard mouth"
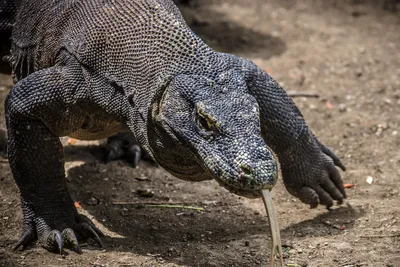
[214,177,274,198]
[205,154,277,198]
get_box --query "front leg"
[6,65,103,253]
[234,56,346,208]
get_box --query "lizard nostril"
[240,165,253,176]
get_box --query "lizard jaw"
[214,178,275,198]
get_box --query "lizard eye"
[195,103,221,139]
[198,115,211,131]
[196,112,220,135]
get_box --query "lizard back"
[11,0,213,91]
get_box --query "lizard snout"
[237,160,278,189]
[212,141,278,198]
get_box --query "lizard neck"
[147,119,213,182]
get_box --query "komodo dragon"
[3,0,346,253]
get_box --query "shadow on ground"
[60,145,364,266]
[177,1,287,58]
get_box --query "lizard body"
[4,0,346,252]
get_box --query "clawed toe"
[62,229,82,254]
[74,214,104,247]
[42,230,63,254]
[40,223,102,254]
[75,223,103,247]
[14,214,104,254]
[75,214,105,238]
[14,229,36,251]
[125,144,141,168]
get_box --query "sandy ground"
[0,0,400,266]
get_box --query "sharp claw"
[62,229,82,254]
[56,232,63,254]
[14,240,24,251]
[75,214,105,237]
[79,223,103,247]
[335,160,346,172]
[45,231,64,254]
[75,244,83,254]
[88,226,103,247]
[91,225,105,237]
[92,231,103,248]
[14,231,36,251]
[84,221,105,237]
[132,151,141,167]
[41,230,64,254]
[86,223,104,238]
[94,235,103,247]
[126,144,141,168]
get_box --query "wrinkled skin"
[146,67,346,206]
[148,74,278,197]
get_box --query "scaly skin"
[5,0,345,253]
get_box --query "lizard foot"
[104,132,155,167]
[14,213,104,254]
[282,140,346,209]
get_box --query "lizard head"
[148,72,278,198]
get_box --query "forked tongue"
[261,189,284,267]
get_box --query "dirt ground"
[1,0,400,266]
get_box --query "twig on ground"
[146,204,204,211]
[113,201,189,205]
[360,233,400,238]
[342,262,367,267]
[287,91,320,98]
[112,201,205,211]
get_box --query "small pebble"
[338,103,347,112]
[84,196,100,205]
[137,188,154,197]
[135,176,149,181]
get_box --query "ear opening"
[150,77,172,120]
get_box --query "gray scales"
[2,0,346,254]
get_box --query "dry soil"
[0,0,399,266]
